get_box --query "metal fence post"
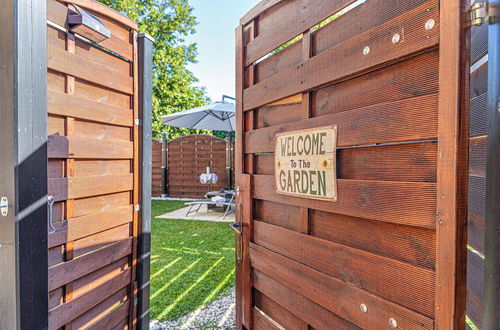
[483,0,500,328]
[137,32,154,330]
[162,132,169,197]
[0,0,48,328]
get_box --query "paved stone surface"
[156,205,235,222]
[151,289,236,330]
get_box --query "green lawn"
[150,200,235,321]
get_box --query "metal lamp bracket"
[67,4,111,43]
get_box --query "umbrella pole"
[161,132,168,197]
[226,131,233,190]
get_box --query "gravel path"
[151,289,236,330]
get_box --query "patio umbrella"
[162,96,235,132]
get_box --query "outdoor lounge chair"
[185,192,236,219]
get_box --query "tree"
[97,0,211,139]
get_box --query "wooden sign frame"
[274,125,338,201]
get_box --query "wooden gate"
[235,0,469,329]
[47,1,142,328]
[164,135,234,198]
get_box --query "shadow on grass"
[150,200,236,322]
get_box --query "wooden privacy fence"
[466,2,488,328]
[152,134,234,198]
[235,0,471,329]
[45,1,150,328]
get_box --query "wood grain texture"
[312,51,439,117]
[435,1,469,328]
[245,0,355,65]
[48,44,133,94]
[250,243,434,329]
[47,0,134,60]
[312,0,430,56]
[253,221,435,316]
[310,210,436,269]
[48,135,133,159]
[48,205,133,248]
[254,290,308,330]
[244,1,439,110]
[71,288,128,329]
[48,90,133,127]
[48,268,131,329]
[49,174,133,201]
[254,142,437,182]
[254,270,360,329]
[246,94,438,153]
[253,175,436,228]
[49,239,132,291]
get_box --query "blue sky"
[185,0,261,101]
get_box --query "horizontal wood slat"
[253,307,280,330]
[48,238,132,291]
[313,0,430,57]
[469,136,487,177]
[468,175,486,220]
[254,142,437,182]
[243,1,439,110]
[310,210,436,269]
[48,44,133,94]
[48,205,133,248]
[73,192,130,218]
[48,90,133,126]
[245,0,354,65]
[254,290,308,330]
[468,215,485,255]
[250,243,434,329]
[48,268,131,329]
[253,221,435,316]
[46,0,134,60]
[253,175,436,228]
[470,93,488,137]
[72,224,130,259]
[246,94,438,153]
[48,135,133,159]
[87,300,130,330]
[71,288,128,329]
[49,174,133,201]
[254,270,361,329]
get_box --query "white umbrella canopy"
[162,98,235,132]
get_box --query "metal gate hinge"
[135,119,141,126]
[469,2,500,26]
[134,204,141,212]
[0,197,8,217]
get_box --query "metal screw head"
[360,303,368,313]
[363,46,370,55]
[389,318,398,328]
[425,18,436,30]
[392,33,401,44]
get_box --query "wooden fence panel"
[46,1,138,328]
[236,0,469,329]
[466,1,489,327]
[151,135,234,198]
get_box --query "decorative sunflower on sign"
[320,157,331,170]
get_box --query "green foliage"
[97,0,216,139]
[150,201,235,321]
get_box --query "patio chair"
[184,191,236,219]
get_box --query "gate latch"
[0,197,8,217]
[469,2,500,26]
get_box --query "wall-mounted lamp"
[67,5,111,43]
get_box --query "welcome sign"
[275,126,338,201]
